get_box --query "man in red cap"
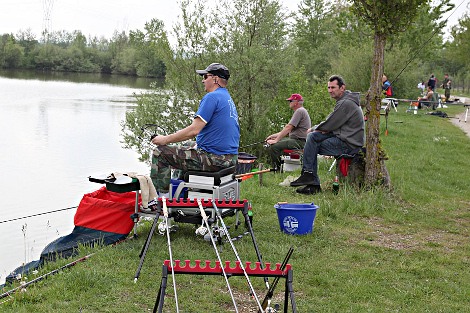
[265,93,311,170]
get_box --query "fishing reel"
[158,219,178,235]
[138,123,167,151]
[158,220,167,235]
[265,304,280,312]
[195,225,208,236]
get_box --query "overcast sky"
[0,0,469,41]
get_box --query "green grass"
[2,105,470,312]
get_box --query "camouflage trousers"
[150,142,238,193]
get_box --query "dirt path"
[449,97,470,138]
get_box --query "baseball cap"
[196,63,230,80]
[286,94,303,101]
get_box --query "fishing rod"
[138,123,167,151]
[197,199,239,313]
[138,123,166,141]
[0,206,77,224]
[389,1,466,88]
[161,196,180,313]
[235,168,276,179]
[240,140,269,149]
[0,234,136,300]
[259,246,294,312]
[212,201,265,313]
[0,253,94,300]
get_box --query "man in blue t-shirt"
[150,63,240,195]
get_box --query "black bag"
[428,111,448,118]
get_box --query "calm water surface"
[0,71,155,284]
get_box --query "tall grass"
[2,105,469,312]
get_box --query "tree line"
[0,25,166,78]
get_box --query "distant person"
[290,75,365,195]
[441,73,452,102]
[382,74,393,97]
[427,74,436,91]
[150,63,239,196]
[418,85,434,109]
[417,81,426,96]
[265,93,311,170]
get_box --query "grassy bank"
[2,104,469,312]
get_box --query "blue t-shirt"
[195,87,240,155]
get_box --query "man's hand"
[266,138,278,145]
[151,135,169,146]
[265,134,277,141]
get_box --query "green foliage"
[0,34,24,68]
[330,40,373,93]
[351,0,427,37]
[293,0,338,82]
[393,1,453,62]
[0,28,166,77]
[444,13,470,75]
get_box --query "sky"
[0,0,469,41]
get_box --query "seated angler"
[417,85,434,109]
[290,75,365,195]
[149,63,240,196]
[265,93,311,170]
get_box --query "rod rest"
[157,198,248,209]
[163,260,291,277]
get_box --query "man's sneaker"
[141,199,158,213]
[290,172,316,186]
[148,199,158,211]
[296,185,322,195]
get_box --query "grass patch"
[1,105,469,312]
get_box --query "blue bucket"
[274,202,319,235]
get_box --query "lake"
[0,70,156,285]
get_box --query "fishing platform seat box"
[171,166,239,201]
[281,149,303,172]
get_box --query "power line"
[42,0,54,40]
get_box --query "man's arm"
[267,124,294,144]
[151,117,206,145]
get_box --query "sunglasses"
[203,74,214,80]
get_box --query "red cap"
[286,93,303,101]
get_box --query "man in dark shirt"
[290,75,365,194]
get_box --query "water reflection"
[0,69,163,89]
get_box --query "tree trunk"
[364,33,390,188]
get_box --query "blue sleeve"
[382,81,391,91]
[195,94,216,123]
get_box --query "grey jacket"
[316,90,365,149]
